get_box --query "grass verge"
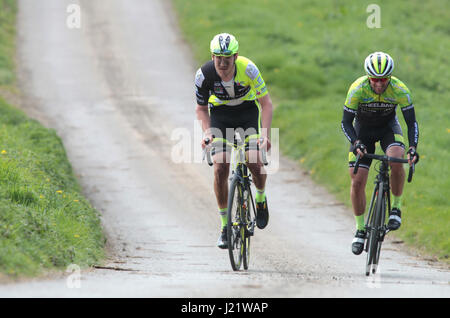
[0,0,105,277]
[172,0,449,261]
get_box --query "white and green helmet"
[364,51,394,77]
[210,33,239,56]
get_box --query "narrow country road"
[1,0,448,297]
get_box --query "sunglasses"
[212,49,233,57]
[369,77,390,83]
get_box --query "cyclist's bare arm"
[257,93,273,150]
[196,104,212,149]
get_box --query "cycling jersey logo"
[219,35,230,51]
[214,82,224,94]
[236,81,246,89]
[363,97,374,102]
[360,102,395,109]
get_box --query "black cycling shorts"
[348,117,405,169]
[209,100,261,155]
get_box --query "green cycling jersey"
[342,75,419,148]
[344,75,413,126]
[195,56,268,107]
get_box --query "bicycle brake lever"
[259,138,269,166]
[407,162,415,183]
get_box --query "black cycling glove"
[353,141,367,156]
[407,148,420,164]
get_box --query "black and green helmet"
[210,33,239,56]
[364,51,394,78]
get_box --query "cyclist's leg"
[209,108,233,236]
[348,153,370,228]
[348,130,375,254]
[238,101,269,229]
[348,132,375,226]
[246,134,266,191]
[212,150,230,211]
[381,118,406,230]
[240,100,266,190]
[381,118,406,198]
[213,150,230,248]
[349,159,369,255]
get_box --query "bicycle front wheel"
[372,189,387,273]
[366,182,384,276]
[227,175,245,271]
[243,186,254,270]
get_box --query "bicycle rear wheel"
[227,175,245,271]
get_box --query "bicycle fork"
[365,174,390,251]
[232,166,255,238]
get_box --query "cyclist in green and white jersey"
[195,33,274,249]
[341,52,420,255]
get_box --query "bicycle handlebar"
[202,137,269,167]
[353,153,415,183]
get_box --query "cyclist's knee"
[351,171,368,192]
[246,161,263,174]
[214,163,229,180]
[386,145,404,158]
[351,179,366,192]
[246,149,260,165]
[212,150,229,164]
[390,162,405,174]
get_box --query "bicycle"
[203,132,268,271]
[353,153,415,276]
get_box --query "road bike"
[353,153,415,276]
[204,132,268,271]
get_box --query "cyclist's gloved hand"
[407,147,419,165]
[353,140,367,156]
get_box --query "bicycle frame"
[365,160,391,239]
[203,133,268,270]
[364,161,389,275]
[230,139,256,236]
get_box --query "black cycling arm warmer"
[341,106,357,144]
[401,105,419,148]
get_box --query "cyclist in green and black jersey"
[341,52,420,255]
[195,33,274,249]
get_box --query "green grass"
[0,0,16,87]
[0,0,105,277]
[172,0,450,261]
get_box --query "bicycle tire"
[372,190,387,274]
[366,182,384,276]
[227,175,244,271]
